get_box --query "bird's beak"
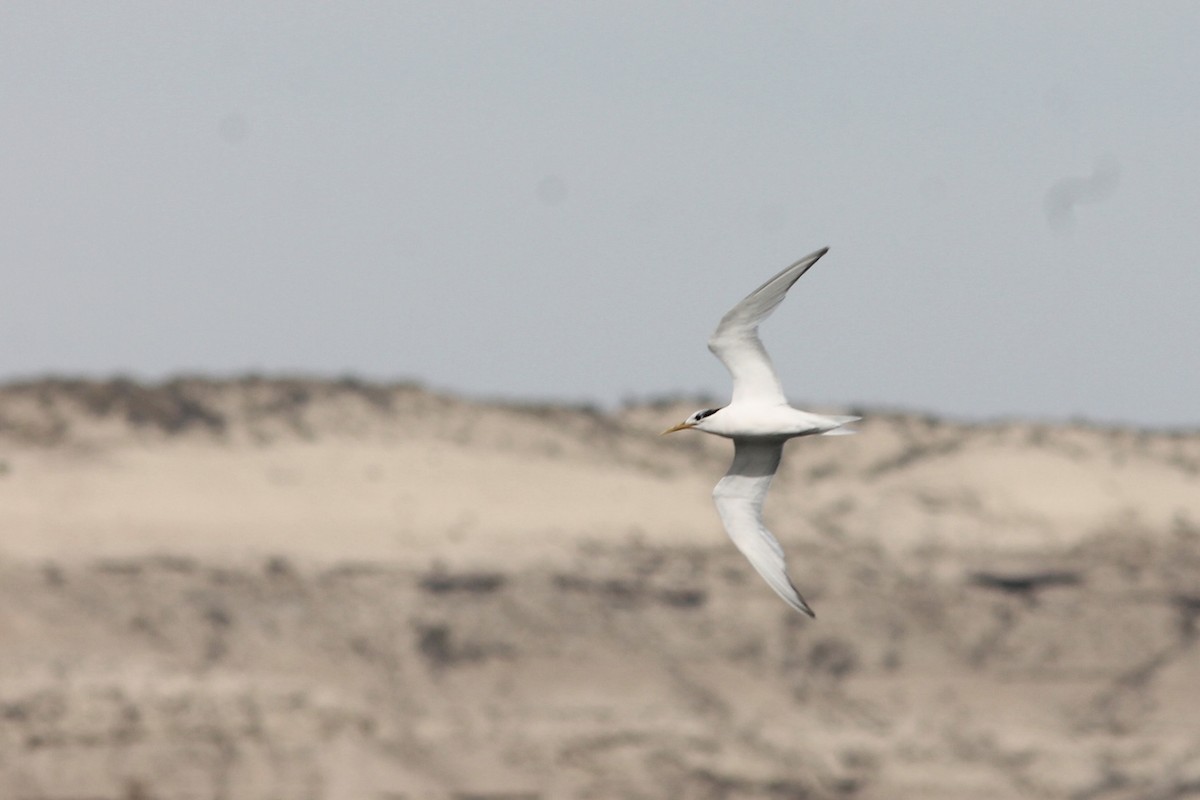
[660,422,695,435]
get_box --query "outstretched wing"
[707,247,828,406]
[712,438,815,616]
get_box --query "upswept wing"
[712,438,815,617]
[707,247,828,405]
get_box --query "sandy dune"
[1,378,1198,799]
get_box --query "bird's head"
[661,407,721,435]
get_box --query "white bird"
[662,248,858,617]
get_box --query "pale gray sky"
[2,3,1197,426]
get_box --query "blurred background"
[1,4,1198,799]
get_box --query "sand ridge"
[3,377,1198,564]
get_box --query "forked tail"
[819,414,861,436]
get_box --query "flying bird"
[662,248,858,617]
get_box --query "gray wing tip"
[789,579,817,618]
[798,246,830,265]
[799,246,830,269]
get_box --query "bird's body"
[662,247,857,617]
[685,403,852,440]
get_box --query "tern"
[662,247,858,617]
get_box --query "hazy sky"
[3,3,1197,426]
